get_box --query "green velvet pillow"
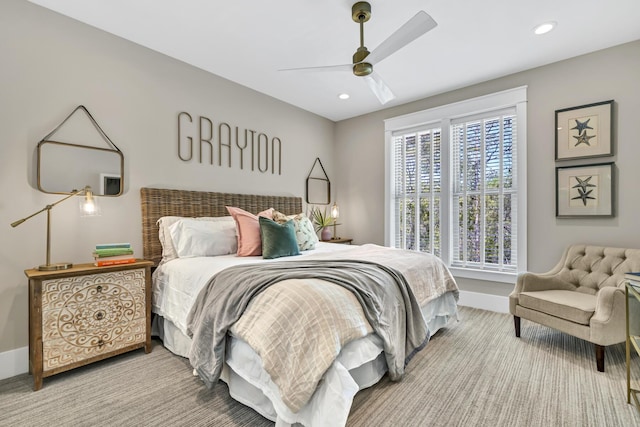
[259,216,301,259]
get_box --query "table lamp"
[331,202,340,239]
[11,186,100,270]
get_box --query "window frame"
[384,87,527,282]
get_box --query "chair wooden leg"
[514,316,521,338]
[595,344,605,372]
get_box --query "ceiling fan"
[281,2,437,104]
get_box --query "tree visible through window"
[393,128,441,258]
[386,87,526,277]
[451,114,516,271]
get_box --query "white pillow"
[157,216,236,263]
[168,217,238,258]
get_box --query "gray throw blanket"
[186,259,429,395]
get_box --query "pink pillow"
[226,206,274,256]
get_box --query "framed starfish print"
[555,100,613,160]
[556,162,614,218]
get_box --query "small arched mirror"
[36,105,124,196]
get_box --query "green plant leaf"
[310,206,333,233]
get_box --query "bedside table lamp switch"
[11,185,100,271]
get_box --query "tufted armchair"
[510,244,640,372]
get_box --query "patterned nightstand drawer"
[25,260,153,390]
[40,269,147,371]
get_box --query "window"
[385,87,527,281]
[392,128,442,257]
[451,111,517,271]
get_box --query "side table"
[25,259,153,390]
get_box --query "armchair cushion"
[519,290,595,325]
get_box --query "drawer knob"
[97,339,104,347]
[95,311,105,320]
[96,285,103,293]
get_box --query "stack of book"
[93,243,135,266]
[626,272,640,292]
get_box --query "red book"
[95,258,136,267]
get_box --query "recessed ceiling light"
[533,22,556,35]
[338,93,350,100]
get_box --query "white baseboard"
[457,290,509,313]
[0,346,28,381]
[0,291,506,381]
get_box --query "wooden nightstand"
[25,259,153,390]
[322,237,353,244]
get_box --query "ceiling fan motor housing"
[353,46,372,75]
[353,61,373,76]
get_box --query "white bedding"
[152,242,459,426]
[153,242,357,333]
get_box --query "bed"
[140,187,459,427]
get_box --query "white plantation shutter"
[392,135,405,248]
[451,108,518,272]
[385,87,527,281]
[392,128,442,255]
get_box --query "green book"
[93,248,134,257]
[95,243,131,250]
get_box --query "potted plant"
[310,207,333,241]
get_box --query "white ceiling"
[28,0,640,122]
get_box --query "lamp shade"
[80,187,100,216]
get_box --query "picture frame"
[555,100,613,161]
[556,162,614,218]
[99,172,122,196]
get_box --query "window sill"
[449,267,517,284]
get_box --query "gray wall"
[334,40,640,295]
[0,0,334,353]
[2,0,639,357]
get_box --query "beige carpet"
[1,306,639,426]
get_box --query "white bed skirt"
[153,291,458,426]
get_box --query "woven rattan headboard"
[140,187,303,266]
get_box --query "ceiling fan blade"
[364,72,395,104]
[366,11,437,65]
[279,63,353,73]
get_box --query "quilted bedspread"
[231,278,373,412]
[186,258,429,412]
[307,244,459,306]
